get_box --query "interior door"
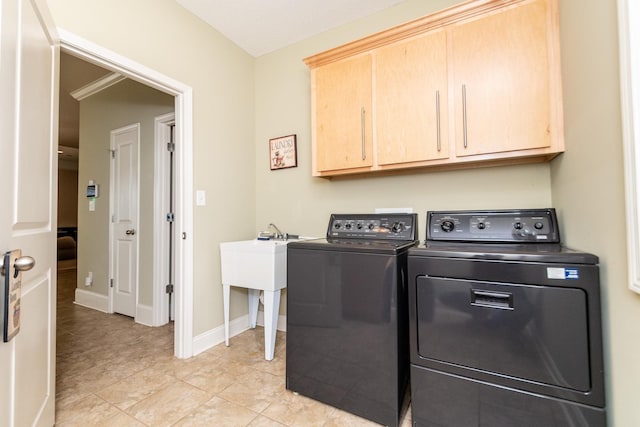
[0,0,58,426]
[110,124,140,318]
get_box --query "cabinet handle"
[361,107,366,160]
[436,90,441,152]
[462,84,468,149]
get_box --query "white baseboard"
[70,298,289,356]
[135,303,154,326]
[257,310,287,332]
[74,290,156,329]
[192,312,287,357]
[74,288,109,313]
[192,314,250,356]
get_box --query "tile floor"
[55,268,412,426]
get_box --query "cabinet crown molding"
[304,0,530,68]
[306,0,563,177]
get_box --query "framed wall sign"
[269,134,297,170]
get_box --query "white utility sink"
[220,239,292,292]
[220,237,314,360]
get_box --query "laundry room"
[252,0,634,425]
[19,0,638,425]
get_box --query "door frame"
[59,30,194,358]
[153,113,175,325]
[619,0,640,294]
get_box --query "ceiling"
[175,0,406,57]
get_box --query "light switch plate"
[196,190,206,206]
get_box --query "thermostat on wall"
[86,181,99,198]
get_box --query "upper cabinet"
[304,0,564,177]
[313,54,373,173]
[450,0,558,157]
[375,28,450,166]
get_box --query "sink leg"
[263,290,281,361]
[223,284,230,346]
[248,288,260,329]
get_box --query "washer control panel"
[328,213,418,241]
[427,209,559,243]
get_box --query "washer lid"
[288,237,417,255]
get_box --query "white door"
[0,0,58,426]
[110,124,140,317]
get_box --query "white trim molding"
[70,72,126,100]
[192,313,287,357]
[153,112,175,327]
[619,0,640,293]
[193,315,251,356]
[135,304,154,326]
[58,29,195,357]
[74,288,110,312]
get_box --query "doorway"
[57,32,194,358]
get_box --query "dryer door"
[415,276,590,392]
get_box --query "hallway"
[55,268,405,426]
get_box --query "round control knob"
[534,222,544,230]
[477,222,486,230]
[392,222,404,233]
[357,223,363,230]
[345,223,352,230]
[514,222,523,230]
[334,223,341,229]
[368,223,375,230]
[519,227,532,237]
[441,220,455,232]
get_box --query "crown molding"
[70,72,126,100]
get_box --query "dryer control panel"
[427,209,560,243]
[328,213,418,241]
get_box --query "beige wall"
[255,0,639,425]
[77,79,174,306]
[552,1,640,426]
[57,168,78,228]
[48,0,640,424]
[47,0,257,334]
[254,1,553,311]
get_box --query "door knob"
[126,229,136,235]
[1,255,35,277]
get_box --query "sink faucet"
[269,223,284,239]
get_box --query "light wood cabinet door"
[313,54,373,172]
[376,29,449,165]
[451,0,555,157]
[305,0,563,177]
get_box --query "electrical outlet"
[85,272,93,287]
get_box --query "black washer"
[286,213,418,427]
